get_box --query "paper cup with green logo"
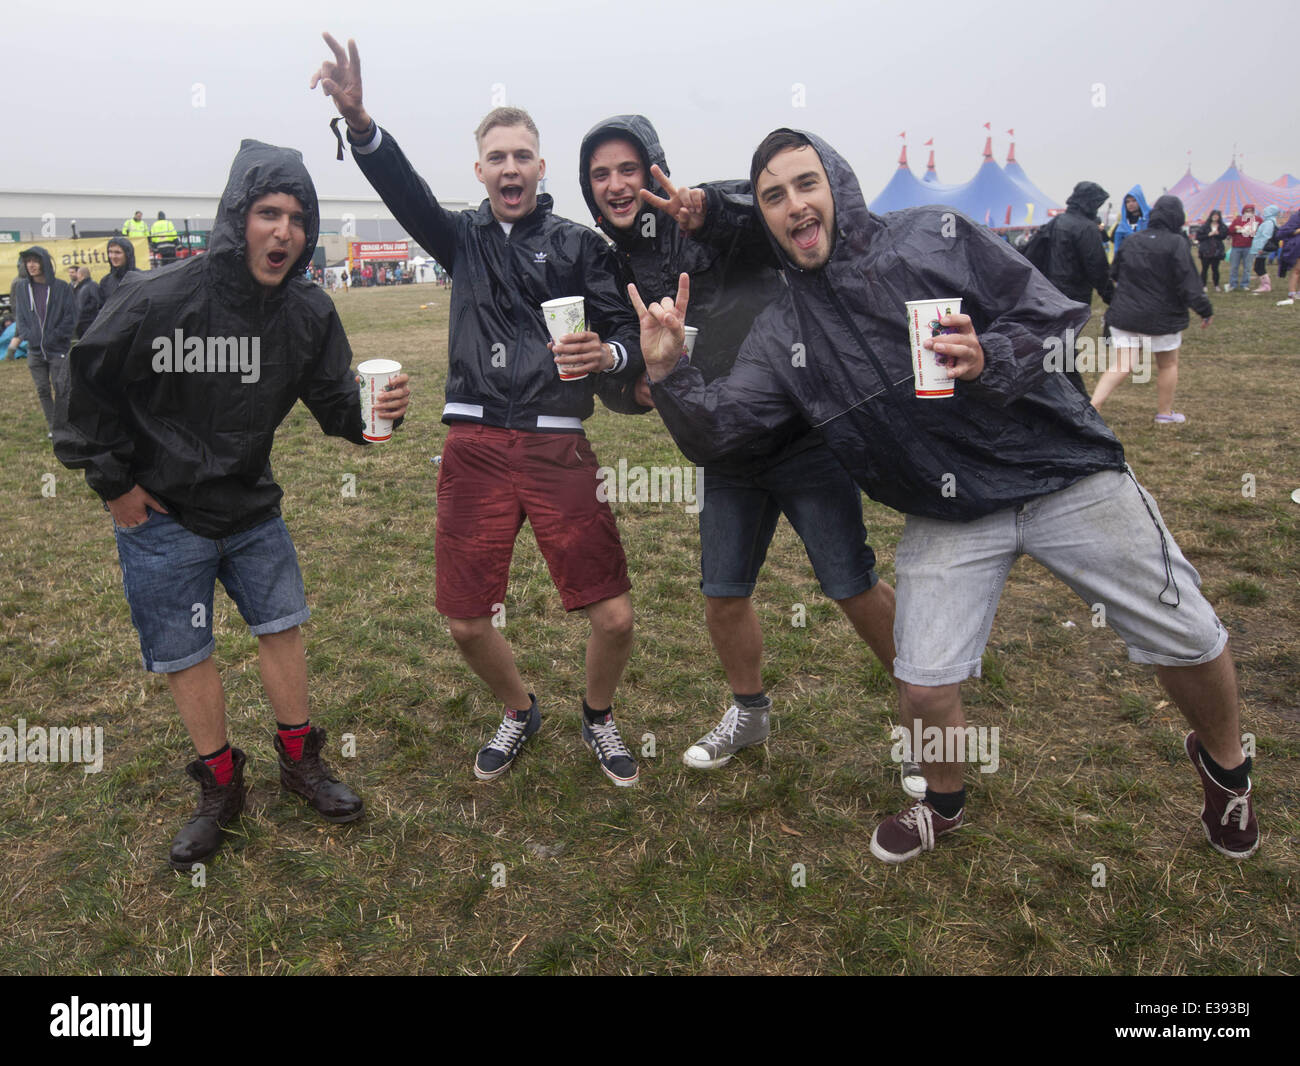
[905,298,961,399]
[542,296,588,381]
[681,326,699,361]
[358,358,402,442]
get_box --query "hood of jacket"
[1122,184,1151,222]
[1260,204,1280,222]
[106,236,138,277]
[1066,181,1109,218]
[206,139,320,304]
[578,114,669,247]
[18,246,57,286]
[1148,195,1186,232]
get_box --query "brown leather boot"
[169,748,247,871]
[275,726,363,823]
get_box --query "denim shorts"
[699,442,878,600]
[113,510,310,673]
[893,467,1227,686]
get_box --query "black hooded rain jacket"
[56,140,371,538]
[1108,195,1213,336]
[652,133,1127,523]
[577,114,811,472]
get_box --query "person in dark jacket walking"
[69,265,104,338]
[8,246,76,439]
[636,129,1256,867]
[1195,210,1229,291]
[578,114,907,781]
[1037,180,1115,395]
[1042,182,1115,307]
[55,139,410,872]
[313,33,646,788]
[98,236,140,302]
[1092,195,1212,421]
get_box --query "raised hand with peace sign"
[310,31,372,134]
[638,165,708,235]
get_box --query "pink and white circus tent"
[1178,161,1300,222]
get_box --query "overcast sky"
[10,0,1295,225]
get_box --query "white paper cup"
[358,358,402,442]
[541,296,588,381]
[681,326,699,360]
[905,298,961,399]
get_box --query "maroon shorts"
[435,424,631,617]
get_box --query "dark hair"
[750,129,813,190]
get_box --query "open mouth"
[500,185,524,207]
[607,195,636,216]
[791,217,821,251]
[267,250,289,270]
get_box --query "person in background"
[1091,195,1212,423]
[121,211,149,239]
[1273,209,1300,305]
[1248,205,1280,294]
[1195,210,1229,292]
[1110,186,1150,256]
[99,236,140,302]
[69,265,105,338]
[8,247,76,439]
[1227,204,1258,292]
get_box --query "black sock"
[733,690,768,709]
[582,699,610,724]
[1197,740,1251,790]
[925,786,965,819]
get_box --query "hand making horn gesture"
[638,165,708,235]
[627,273,691,382]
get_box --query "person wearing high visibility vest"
[122,211,149,238]
[149,211,180,248]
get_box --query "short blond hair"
[474,107,539,151]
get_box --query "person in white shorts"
[1092,195,1212,424]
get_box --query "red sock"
[277,722,311,761]
[202,745,234,786]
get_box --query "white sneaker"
[1278,298,1295,306]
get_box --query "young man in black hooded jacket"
[56,139,410,872]
[633,129,1258,867]
[579,115,905,782]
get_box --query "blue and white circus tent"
[868,132,1062,228]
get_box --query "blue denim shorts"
[113,510,310,673]
[892,468,1227,686]
[699,442,878,600]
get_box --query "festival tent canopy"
[1179,162,1300,222]
[1001,136,1063,220]
[1273,173,1300,188]
[868,135,1062,227]
[1166,167,1202,202]
[868,145,956,213]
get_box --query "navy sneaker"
[582,711,639,787]
[474,699,541,781]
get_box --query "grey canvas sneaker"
[683,700,771,769]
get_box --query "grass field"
[0,283,1296,975]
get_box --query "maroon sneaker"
[869,799,963,864]
[1185,732,1258,859]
